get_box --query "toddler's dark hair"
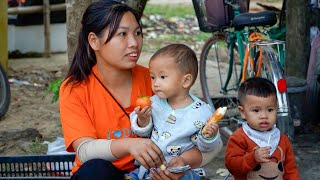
[238,77,277,105]
[150,44,198,86]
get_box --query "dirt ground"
[1,0,320,179]
[0,53,68,156]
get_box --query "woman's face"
[92,12,143,70]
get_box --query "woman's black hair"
[64,0,141,87]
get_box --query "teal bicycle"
[192,0,293,139]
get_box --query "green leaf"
[46,79,63,103]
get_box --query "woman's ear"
[182,74,193,88]
[88,32,99,50]
[238,105,246,119]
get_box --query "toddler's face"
[149,56,185,99]
[238,94,277,132]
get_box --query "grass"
[28,138,48,155]
[144,4,195,18]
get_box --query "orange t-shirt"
[59,65,153,173]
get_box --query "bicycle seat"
[232,11,277,30]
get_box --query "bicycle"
[0,63,10,118]
[192,0,294,139]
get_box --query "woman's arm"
[111,137,166,169]
[150,147,203,180]
[73,137,166,169]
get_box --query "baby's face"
[149,56,186,99]
[238,95,277,132]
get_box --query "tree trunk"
[285,0,312,135]
[125,0,148,20]
[66,0,148,64]
[286,0,310,78]
[66,0,93,64]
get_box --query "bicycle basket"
[192,0,249,32]
[0,154,75,179]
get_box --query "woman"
[59,1,206,179]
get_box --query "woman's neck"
[96,63,132,89]
[96,63,133,108]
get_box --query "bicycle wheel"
[0,64,10,118]
[255,47,294,139]
[199,33,242,138]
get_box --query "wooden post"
[43,0,50,57]
[0,0,8,72]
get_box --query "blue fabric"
[128,168,201,180]
[70,159,127,180]
[131,94,216,163]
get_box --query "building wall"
[8,23,67,53]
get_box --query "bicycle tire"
[0,64,10,118]
[199,33,242,138]
[254,47,294,139]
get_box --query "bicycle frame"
[221,0,286,94]
[220,0,291,137]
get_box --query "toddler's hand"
[203,122,219,138]
[254,146,271,163]
[134,106,151,127]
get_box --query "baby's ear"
[182,74,192,88]
[238,106,246,119]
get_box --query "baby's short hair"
[150,44,198,86]
[238,77,277,105]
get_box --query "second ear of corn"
[160,164,167,170]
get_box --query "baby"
[129,44,223,179]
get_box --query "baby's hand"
[134,106,151,127]
[202,122,219,138]
[167,156,187,167]
[254,146,271,163]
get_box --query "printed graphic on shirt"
[152,126,159,141]
[194,120,204,129]
[161,131,171,139]
[166,114,177,124]
[106,128,134,139]
[192,101,203,109]
[247,156,284,179]
[167,145,182,157]
[191,134,198,144]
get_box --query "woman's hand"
[149,169,185,180]
[149,156,187,180]
[134,106,152,127]
[128,138,166,169]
